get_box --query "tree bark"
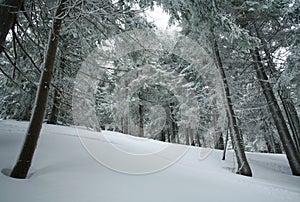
[213,37,252,177]
[251,49,300,176]
[10,0,67,179]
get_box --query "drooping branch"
[0,0,24,54]
[10,0,68,179]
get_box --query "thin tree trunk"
[213,37,252,177]
[138,94,144,137]
[160,130,166,142]
[215,132,224,150]
[251,49,300,176]
[222,125,229,160]
[262,129,274,153]
[167,130,171,143]
[170,102,177,143]
[278,90,300,153]
[0,0,23,54]
[48,87,61,124]
[190,128,195,146]
[10,0,67,179]
[185,127,190,145]
[212,97,223,149]
[195,132,201,147]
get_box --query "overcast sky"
[144,6,181,31]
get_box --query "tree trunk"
[278,89,300,153]
[213,37,252,177]
[215,132,224,150]
[263,130,275,153]
[222,125,229,160]
[190,128,195,146]
[10,0,67,179]
[48,87,61,124]
[185,127,190,145]
[0,0,23,54]
[138,96,144,137]
[251,49,300,176]
[48,50,66,125]
[195,132,201,147]
[170,103,178,143]
[254,24,300,154]
[160,130,166,142]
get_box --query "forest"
[0,0,299,184]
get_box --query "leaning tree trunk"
[253,24,300,153]
[10,0,67,179]
[251,49,300,176]
[278,89,300,153]
[0,0,23,54]
[213,37,252,177]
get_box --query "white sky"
[144,6,181,31]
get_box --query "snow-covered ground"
[0,120,299,202]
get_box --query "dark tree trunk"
[278,89,300,153]
[170,102,178,143]
[261,121,275,153]
[0,0,23,54]
[167,130,171,143]
[138,98,144,137]
[48,87,60,124]
[213,37,252,177]
[212,98,224,150]
[10,0,67,179]
[263,131,275,153]
[251,49,300,176]
[195,132,201,147]
[275,141,283,154]
[160,130,166,142]
[215,132,224,150]
[252,24,297,155]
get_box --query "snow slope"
[0,120,299,202]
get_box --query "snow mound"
[0,120,299,202]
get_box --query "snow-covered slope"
[0,120,299,202]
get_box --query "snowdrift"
[0,120,299,202]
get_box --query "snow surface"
[0,120,299,202]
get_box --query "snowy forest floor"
[0,120,300,202]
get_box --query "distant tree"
[141,0,253,176]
